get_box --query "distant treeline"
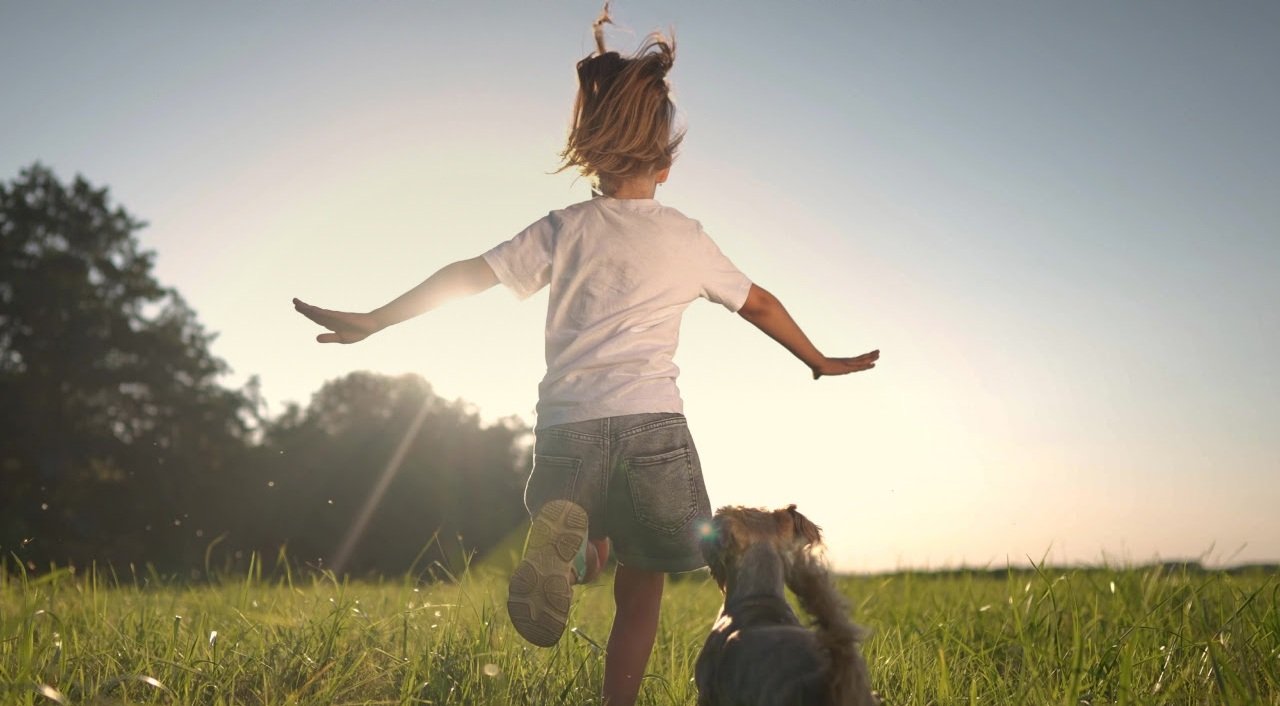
[858,562,1280,579]
[1,164,531,576]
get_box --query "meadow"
[2,555,1276,705]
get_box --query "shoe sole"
[507,499,589,647]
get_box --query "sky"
[3,1,1277,572]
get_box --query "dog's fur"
[695,504,877,706]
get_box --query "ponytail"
[560,4,683,194]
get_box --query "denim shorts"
[524,413,712,573]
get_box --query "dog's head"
[700,504,823,590]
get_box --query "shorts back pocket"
[624,447,697,535]
[524,454,582,515]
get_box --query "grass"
[1,554,1276,705]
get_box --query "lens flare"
[331,394,434,574]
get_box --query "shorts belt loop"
[600,416,611,516]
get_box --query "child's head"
[560,7,683,196]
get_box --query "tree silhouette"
[1,164,531,576]
[250,372,531,576]
[0,164,255,569]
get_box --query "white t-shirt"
[482,197,753,428]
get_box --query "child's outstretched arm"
[737,284,879,379]
[294,256,499,344]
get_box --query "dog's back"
[696,606,831,705]
[695,542,842,705]
[696,506,877,706]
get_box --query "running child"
[294,9,878,705]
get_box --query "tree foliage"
[1,164,254,568]
[1,165,531,575]
[249,372,531,575]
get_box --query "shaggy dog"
[695,505,878,706]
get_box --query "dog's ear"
[699,516,731,589]
[785,504,823,546]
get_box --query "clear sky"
[3,1,1277,572]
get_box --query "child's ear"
[786,504,823,546]
[655,166,671,185]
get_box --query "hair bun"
[576,52,625,98]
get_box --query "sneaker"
[507,499,590,647]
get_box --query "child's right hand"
[293,298,380,344]
[811,350,880,380]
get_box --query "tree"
[1,164,529,577]
[0,164,255,569]
[249,372,531,576]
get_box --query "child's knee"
[613,564,665,610]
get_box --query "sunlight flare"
[331,393,435,574]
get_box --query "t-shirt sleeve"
[481,214,555,300]
[695,227,753,312]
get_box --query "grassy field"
[2,556,1276,705]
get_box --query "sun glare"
[330,392,436,574]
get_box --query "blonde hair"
[559,6,684,195]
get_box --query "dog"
[695,504,878,706]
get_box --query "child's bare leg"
[603,564,664,706]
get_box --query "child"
[294,10,878,705]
